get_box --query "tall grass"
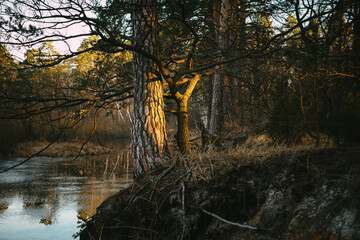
[63,110,132,142]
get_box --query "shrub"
[268,80,304,144]
[0,119,29,156]
[326,92,360,144]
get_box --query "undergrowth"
[183,134,335,182]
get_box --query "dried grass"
[66,113,131,141]
[12,141,112,158]
[184,134,335,182]
[0,109,131,156]
[229,134,334,159]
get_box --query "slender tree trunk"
[353,2,360,94]
[132,0,168,180]
[209,71,224,135]
[234,0,247,120]
[176,100,191,154]
[209,0,230,136]
[353,2,360,66]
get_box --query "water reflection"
[0,151,133,240]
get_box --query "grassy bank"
[0,109,131,157]
[7,141,113,158]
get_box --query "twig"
[182,158,191,181]
[96,131,113,149]
[150,158,178,200]
[180,182,186,240]
[155,158,178,184]
[73,105,102,161]
[189,136,202,142]
[0,140,55,174]
[202,209,258,230]
[103,156,109,176]
[111,154,120,175]
[181,182,185,211]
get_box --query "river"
[0,151,133,240]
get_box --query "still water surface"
[0,152,133,240]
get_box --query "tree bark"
[132,0,168,180]
[176,100,191,154]
[209,0,230,136]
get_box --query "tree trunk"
[132,0,168,180]
[209,0,230,136]
[176,100,191,154]
[209,71,224,135]
[233,0,247,121]
[169,73,201,154]
[353,2,360,66]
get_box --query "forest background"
[0,0,359,177]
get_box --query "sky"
[1,0,100,61]
[8,24,91,61]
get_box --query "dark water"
[0,152,133,240]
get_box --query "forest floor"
[80,137,360,240]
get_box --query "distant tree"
[0,45,17,81]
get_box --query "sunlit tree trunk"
[172,73,201,154]
[209,0,230,136]
[176,100,191,154]
[132,0,168,180]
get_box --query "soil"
[80,147,360,240]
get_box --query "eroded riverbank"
[81,147,360,240]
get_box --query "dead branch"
[202,209,258,230]
[149,158,178,200]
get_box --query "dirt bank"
[80,147,360,239]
